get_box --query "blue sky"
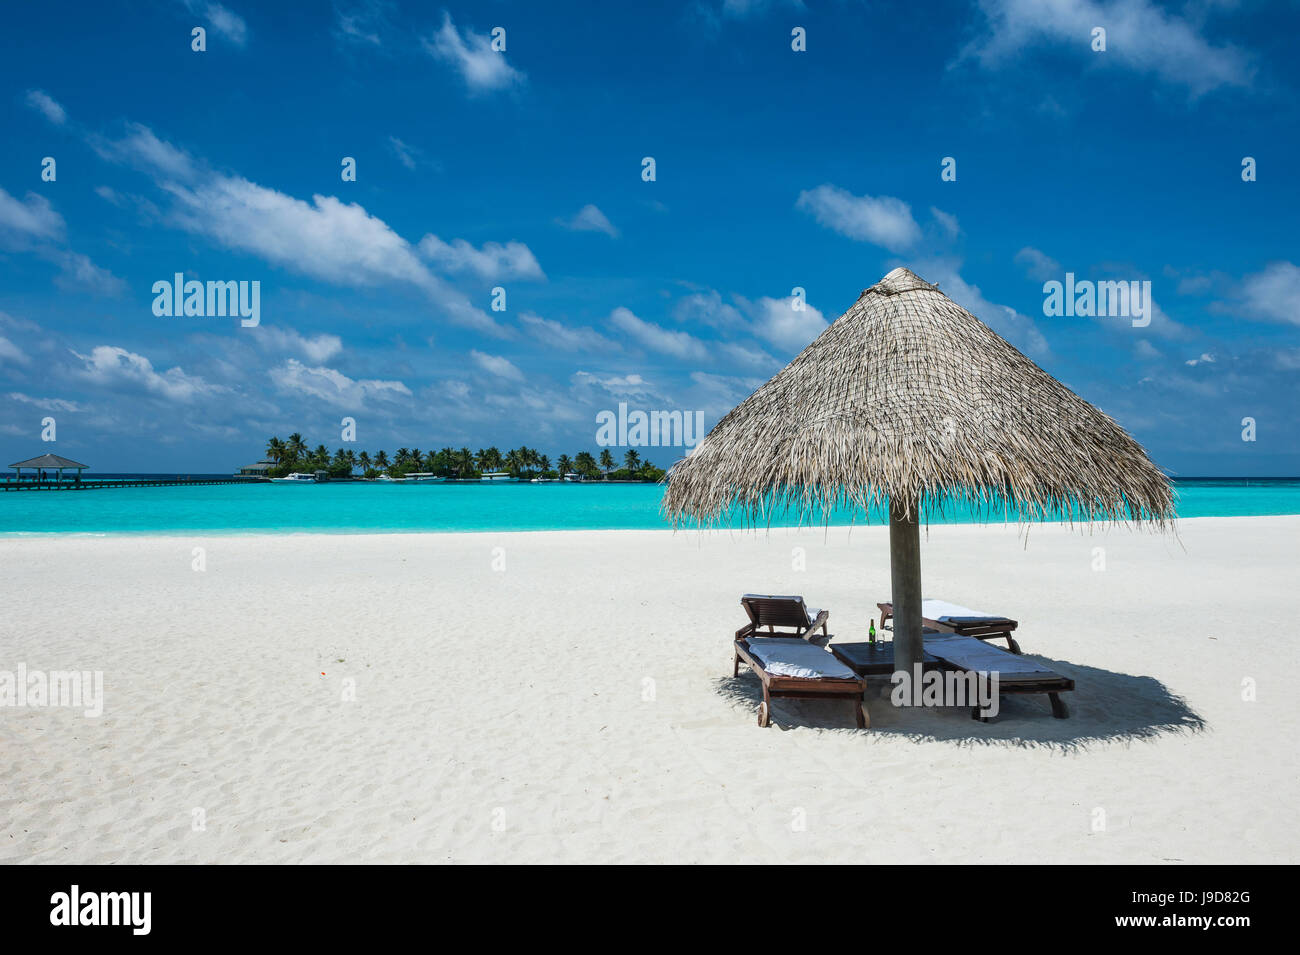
[1,0,1297,475]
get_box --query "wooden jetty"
[2,477,267,492]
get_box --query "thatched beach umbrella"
[662,267,1174,676]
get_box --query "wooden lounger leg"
[1006,634,1023,655]
[856,696,869,729]
[733,648,740,677]
[1048,692,1069,719]
[757,686,772,727]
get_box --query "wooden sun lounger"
[734,596,866,728]
[878,599,1022,653]
[740,593,830,642]
[922,634,1073,719]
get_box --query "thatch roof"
[662,267,1174,529]
[9,453,89,469]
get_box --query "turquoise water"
[1,478,1297,536]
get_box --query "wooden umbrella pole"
[889,497,923,679]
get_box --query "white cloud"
[72,345,218,402]
[0,336,30,366]
[1015,246,1062,281]
[609,307,708,360]
[97,123,506,336]
[1185,352,1216,367]
[388,136,420,170]
[270,358,410,407]
[931,206,960,239]
[796,185,921,251]
[52,250,127,297]
[751,295,828,352]
[334,0,393,46]
[718,341,778,370]
[688,370,766,405]
[519,312,618,352]
[5,391,83,412]
[673,289,746,328]
[469,349,524,381]
[0,188,65,245]
[253,327,344,363]
[960,0,1253,97]
[418,233,545,281]
[571,371,667,401]
[424,13,523,93]
[558,203,619,238]
[698,0,804,24]
[25,90,66,125]
[1234,261,1300,325]
[93,123,199,182]
[184,1,249,47]
[0,189,124,295]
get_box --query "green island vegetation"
[261,434,668,482]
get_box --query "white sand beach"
[2,516,1296,864]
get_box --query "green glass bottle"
[868,619,877,645]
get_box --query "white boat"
[271,472,316,484]
[376,473,404,483]
[480,471,516,482]
[405,473,445,483]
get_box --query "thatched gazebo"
[9,452,89,484]
[662,267,1175,677]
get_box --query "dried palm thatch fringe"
[662,267,1175,531]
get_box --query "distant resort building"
[8,452,89,483]
[236,459,274,477]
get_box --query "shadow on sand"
[714,653,1206,751]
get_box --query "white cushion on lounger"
[804,606,822,622]
[921,598,1003,622]
[923,634,1057,683]
[745,638,856,680]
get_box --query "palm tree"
[409,449,422,470]
[557,454,573,476]
[434,447,453,476]
[624,449,641,471]
[539,454,551,475]
[505,448,525,476]
[265,436,285,465]
[456,447,474,477]
[514,446,533,478]
[358,451,371,473]
[285,432,307,464]
[374,450,390,470]
[599,449,614,479]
